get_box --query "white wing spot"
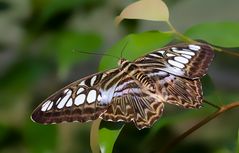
[102,73,107,79]
[87,90,97,103]
[114,88,141,97]
[75,94,86,106]
[165,75,175,82]
[77,87,84,95]
[99,84,117,105]
[181,54,192,59]
[56,97,62,105]
[64,89,69,94]
[97,94,102,101]
[42,100,50,108]
[147,71,168,77]
[168,59,185,68]
[188,44,201,51]
[41,100,51,111]
[46,102,53,111]
[172,49,195,56]
[107,118,113,121]
[115,80,134,91]
[166,53,175,57]
[57,90,72,109]
[157,50,165,55]
[66,98,73,107]
[90,75,97,86]
[79,80,85,86]
[174,56,189,64]
[149,53,161,58]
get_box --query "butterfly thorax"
[119,59,156,92]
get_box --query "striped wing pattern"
[31,43,214,129]
[101,76,164,129]
[31,69,120,124]
[149,71,203,108]
[135,43,214,79]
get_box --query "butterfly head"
[118,58,129,66]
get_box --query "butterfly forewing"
[31,69,119,124]
[135,43,214,79]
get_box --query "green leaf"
[115,0,169,25]
[52,31,102,78]
[201,75,218,104]
[99,31,173,71]
[201,75,215,97]
[184,22,239,47]
[23,121,57,153]
[99,121,124,153]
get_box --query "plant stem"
[159,101,239,153]
[213,46,239,58]
[90,119,102,153]
[203,100,221,109]
[166,20,239,58]
[166,21,198,43]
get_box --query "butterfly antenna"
[72,49,120,60]
[120,40,129,59]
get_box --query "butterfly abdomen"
[122,62,156,92]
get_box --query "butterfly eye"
[128,64,137,71]
[118,58,128,66]
[118,59,123,66]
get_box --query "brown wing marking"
[153,73,203,108]
[101,78,164,130]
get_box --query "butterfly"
[31,43,214,130]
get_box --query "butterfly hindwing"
[145,70,203,108]
[101,76,164,129]
[164,77,202,108]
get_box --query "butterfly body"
[31,43,214,129]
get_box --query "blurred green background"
[0,0,239,153]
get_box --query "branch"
[213,46,239,58]
[166,20,239,58]
[90,119,102,153]
[166,21,197,44]
[159,101,239,153]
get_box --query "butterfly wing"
[135,43,214,79]
[101,76,164,130]
[31,69,121,124]
[134,43,213,108]
[164,77,202,108]
[145,70,203,108]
